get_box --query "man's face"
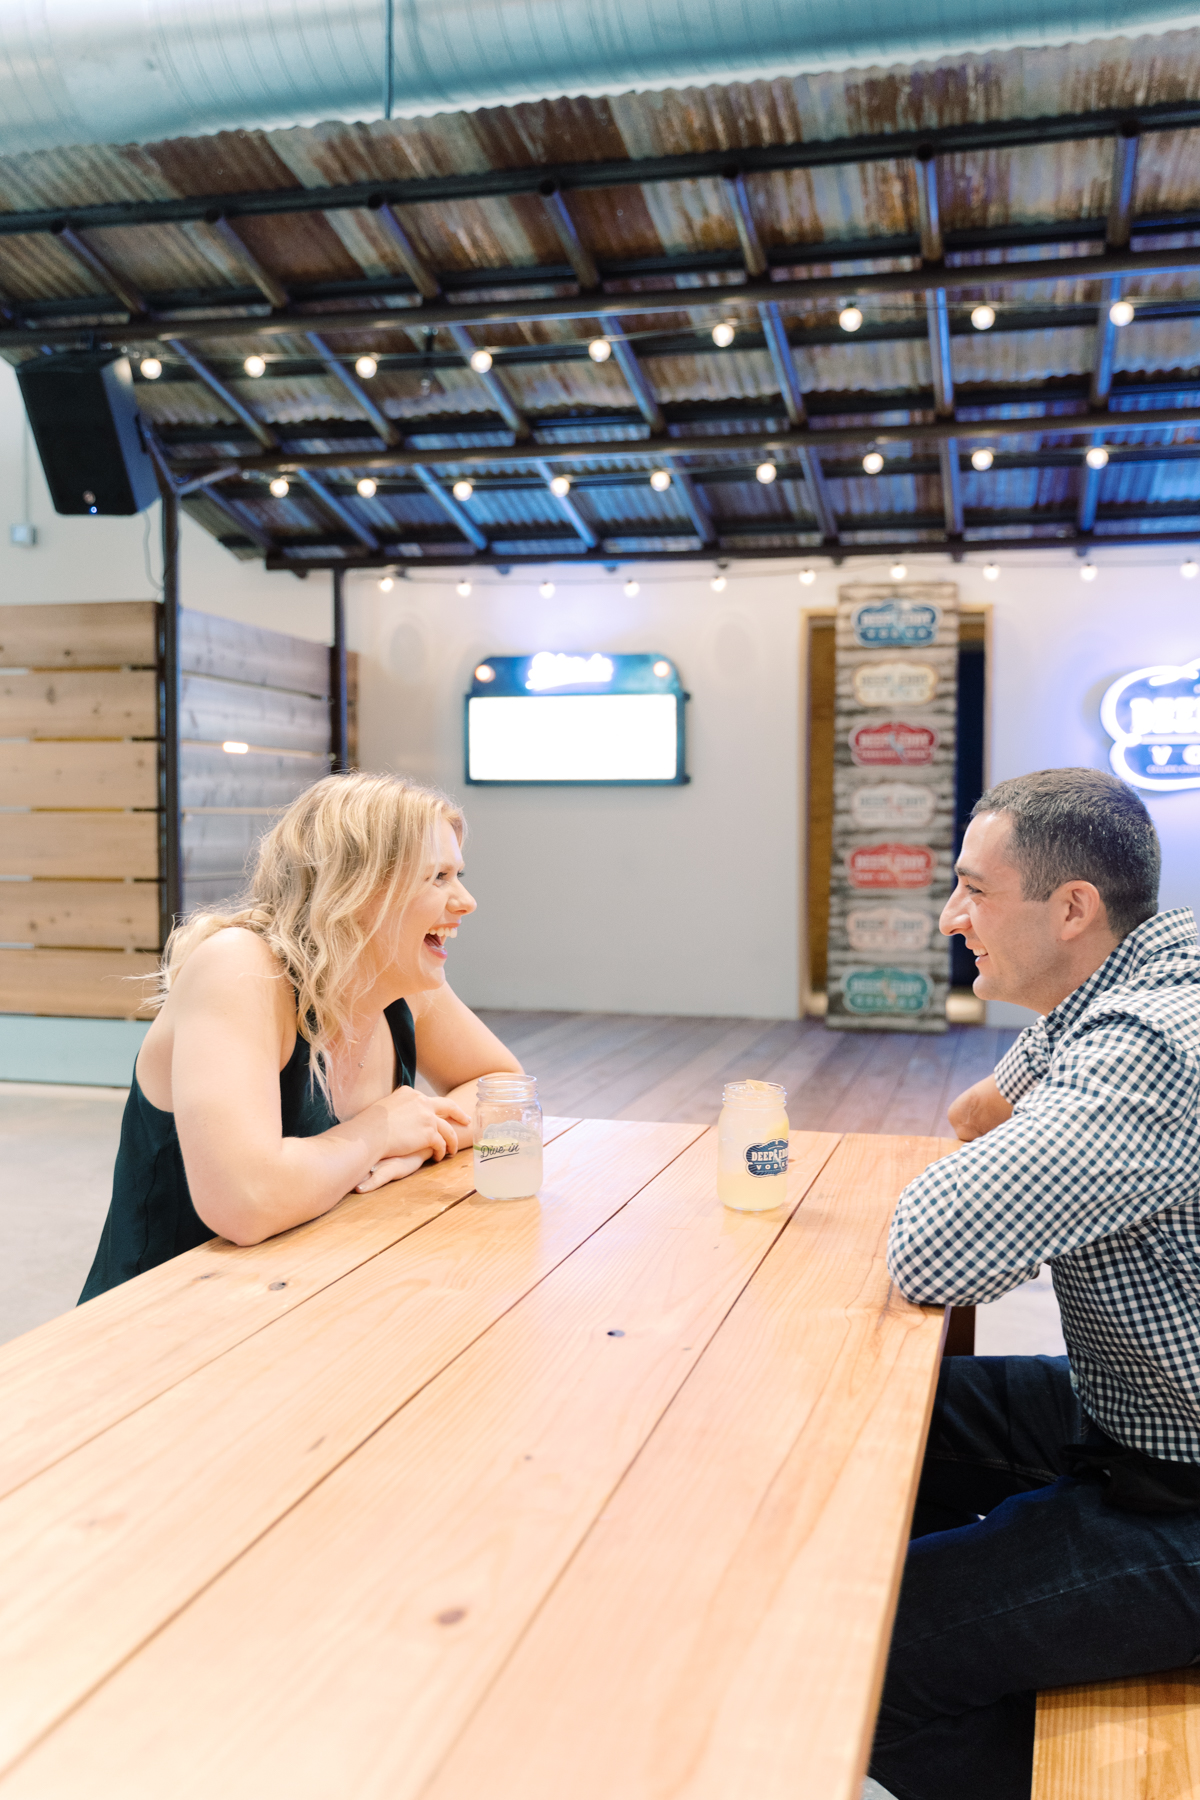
[940,811,1063,1007]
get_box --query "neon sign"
[525,652,613,691]
[1100,659,1200,792]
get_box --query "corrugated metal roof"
[2,26,1200,562]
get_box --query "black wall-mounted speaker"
[17,352,160,516]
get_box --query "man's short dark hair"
[971,768,1160,940]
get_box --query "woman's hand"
[354,1087,470,1190]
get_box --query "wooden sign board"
[826,584,957,1033]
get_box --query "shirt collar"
[1042,908,1198,1040]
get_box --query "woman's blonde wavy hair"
[151,772,464,1097]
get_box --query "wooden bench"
[1033,1668,1200,1798]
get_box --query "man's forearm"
[947,1074,1014,1143]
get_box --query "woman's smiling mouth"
[424,925,458,959]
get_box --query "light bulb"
[588,337,611,362]
[475,663,495,681]
[1085,446,1109,470]
[469,348,493,374]
[222,740,249,755]
[355,354,378,378]
[971,304,996,331]
[712,321,735,348]
[710,573,727,592]
[1182,559,1199,579]
[379,575,395,591]
[862,451,885,474]
[971,448,994,471]
[650,468,672,492]
[624,578,640,597]
[798,568,816,586]
[539,580,556,598]
[1109,299,1135,328]
[139,357,162,380]
[652,659,671,677]
[838,306,863,333]
[456,579,472,596]
[243,354,266,377]
[889,561,908,581]
[1080,562,1098,582]
[983,562,1001,581]
[269,476,289,497]
[549,474,571,497]
[756,461,777,485]
[356,477,377,497]
[452,479,473,501]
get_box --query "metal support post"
[331,568,349,772]
[159,483,182,945]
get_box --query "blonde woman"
[80,773,522,1302]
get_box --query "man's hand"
[947,1074,1014,1143]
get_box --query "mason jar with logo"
[473,1074,543,1199]
[717,1080,790,1211]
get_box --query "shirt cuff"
[993,1020,1050,1103]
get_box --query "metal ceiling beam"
[162,337,278,449]
[51,225,149,317]
[446,322,529,438]
[1080,127,1143,530]
[185,484,277,553]
[663,458,716,546]
[5,99,1199,239]
[725,171,767,278]
[758,306,840,544]
[539,183,600,291]
[599,315,664,433]
[411,465,488,550]
[368,199,441,299]
[201,400,1200,479]
[204,214,289,309]
[295,471,379,552]
[10,241,1200,353]
[535,460,599,549]
[305,331,399,445]
[915,149,964,540]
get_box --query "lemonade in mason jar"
[717,1080,790,1211]
[473,1074,543,1199]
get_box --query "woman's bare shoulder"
[170,926,292,1008]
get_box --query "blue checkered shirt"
[888,908,1200,1463]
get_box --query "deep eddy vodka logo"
[1100,659,1200,792]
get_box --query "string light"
[710,573,727,592]
[139,357,162,380]
[474,663,495,681]
[269,476,289,497]
[862,451,885,474]
[889,561,908,581]
[452,479,473,501]
[1085,446,1110,470]
[798,568,816,586]
[1182,559,1199,579]
[970,305,996,331]
[838,306,863,333]
[456,579,472,596]
[624,578,640,596]
[222,741,249,755]
[549,474,571,497]
[356,477,377,497]
[588,337,611,362]
[355,354,378,378]
[539,580,556,598]
[650,468,672,492]
[1109,299,1135,327]
[243,354,266,377]
[756,461,777,484]
[469,348,493,373]
[971,448,994,471]
[711,321,736,347]
[1080,562,1098,582]
[379,574,395,591]
[653,659,671,676]
[983,562,1001,581]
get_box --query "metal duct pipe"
[0,0,1194,155]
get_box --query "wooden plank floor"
[476,1012,1019,1137]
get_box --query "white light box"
[465,653,689,786]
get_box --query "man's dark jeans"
[868,1355,1200,1800]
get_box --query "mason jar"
[473,1074,544,1199]
[717,1080,790,1212]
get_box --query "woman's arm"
[412,984,524,1119]
[168,931,467,1245]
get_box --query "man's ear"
[1058,880,1107,941]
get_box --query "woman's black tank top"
[79,998,416,1303]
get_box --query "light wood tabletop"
[0,1119,953,1800]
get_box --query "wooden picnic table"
[0,1118,954,1800]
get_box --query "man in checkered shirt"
[867,769,1200,1800]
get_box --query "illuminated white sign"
[1100,659,1200,792]
[468,693,678,782]
[525,651,614,691]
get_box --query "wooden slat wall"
[0,602,160,1021]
